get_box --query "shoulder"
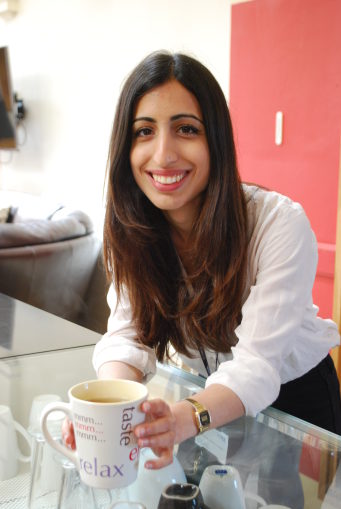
[243,183,305,218]
[242,184,317,278]
[242,183,312,239]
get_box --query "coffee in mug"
[40,379,148,490]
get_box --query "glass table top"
[0,294,340,508]
[0,293,100,359]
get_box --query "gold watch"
[185,398,211,434]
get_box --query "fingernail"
[139,439,149,447]
[136,427,145,437]
[143,402,150,412]
[145,462,153,469]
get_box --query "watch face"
[200,410,211,427]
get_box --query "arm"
[92,284,157,380]
[172,384,245,443]
[98,360,143,382]
[206,203,321,416]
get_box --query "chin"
[148,196,184,213]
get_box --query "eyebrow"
[132,113,204,124]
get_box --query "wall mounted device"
[275,111,283,146]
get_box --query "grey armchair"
[0,207,109,333]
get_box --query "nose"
[153,130,178,167]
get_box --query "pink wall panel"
[230,0,341,318]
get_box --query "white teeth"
[152,173,185,184]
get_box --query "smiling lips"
[148,171,188,187]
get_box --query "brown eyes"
[134,127,153,138]
[177,125,200,135]
[133,124,200,138]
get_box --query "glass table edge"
[261,406,341,447]
[0,342,98,360]
[160,361,341,448]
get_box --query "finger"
[62,420,76,448]
[61,418,73,435]
[143,448,173,470]
[137,430,175,449]
[141,399,172,418]
[65,435,76,449]
[135,415,175,439]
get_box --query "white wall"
[0,0,232,231]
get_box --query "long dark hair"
[104,51,248,361]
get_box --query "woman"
[64,51,341,469]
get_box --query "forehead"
[133,79,202,118]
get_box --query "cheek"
[196,146,210,180]
[130,145,147,174]
[201,148,210,170]
[187,138,210,166]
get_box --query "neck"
[167,221,194,273]
[163,200,200,247]
[165,214,192,253]
[172,228,190,256]
[163,198,203,266]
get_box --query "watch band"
[185,398,211,434]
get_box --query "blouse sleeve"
[92,284,157,380]
[206,202,319,416]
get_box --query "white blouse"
[92,185,340,416]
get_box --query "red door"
[229,0,341,318]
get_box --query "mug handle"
[244,492,267,507]
[40,401,79,467]
[13,420,32,463]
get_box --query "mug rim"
[161,482,200,500]
[69,378,148,404]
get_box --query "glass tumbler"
[28,394,64,509]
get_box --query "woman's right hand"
[61,417,76,449]
[134,399,177,469]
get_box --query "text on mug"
[80,457,124,478]
[120,406,135,446]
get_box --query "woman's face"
[130,79,210,230]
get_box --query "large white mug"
[40,379,148,490]
[0,405,31,481]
